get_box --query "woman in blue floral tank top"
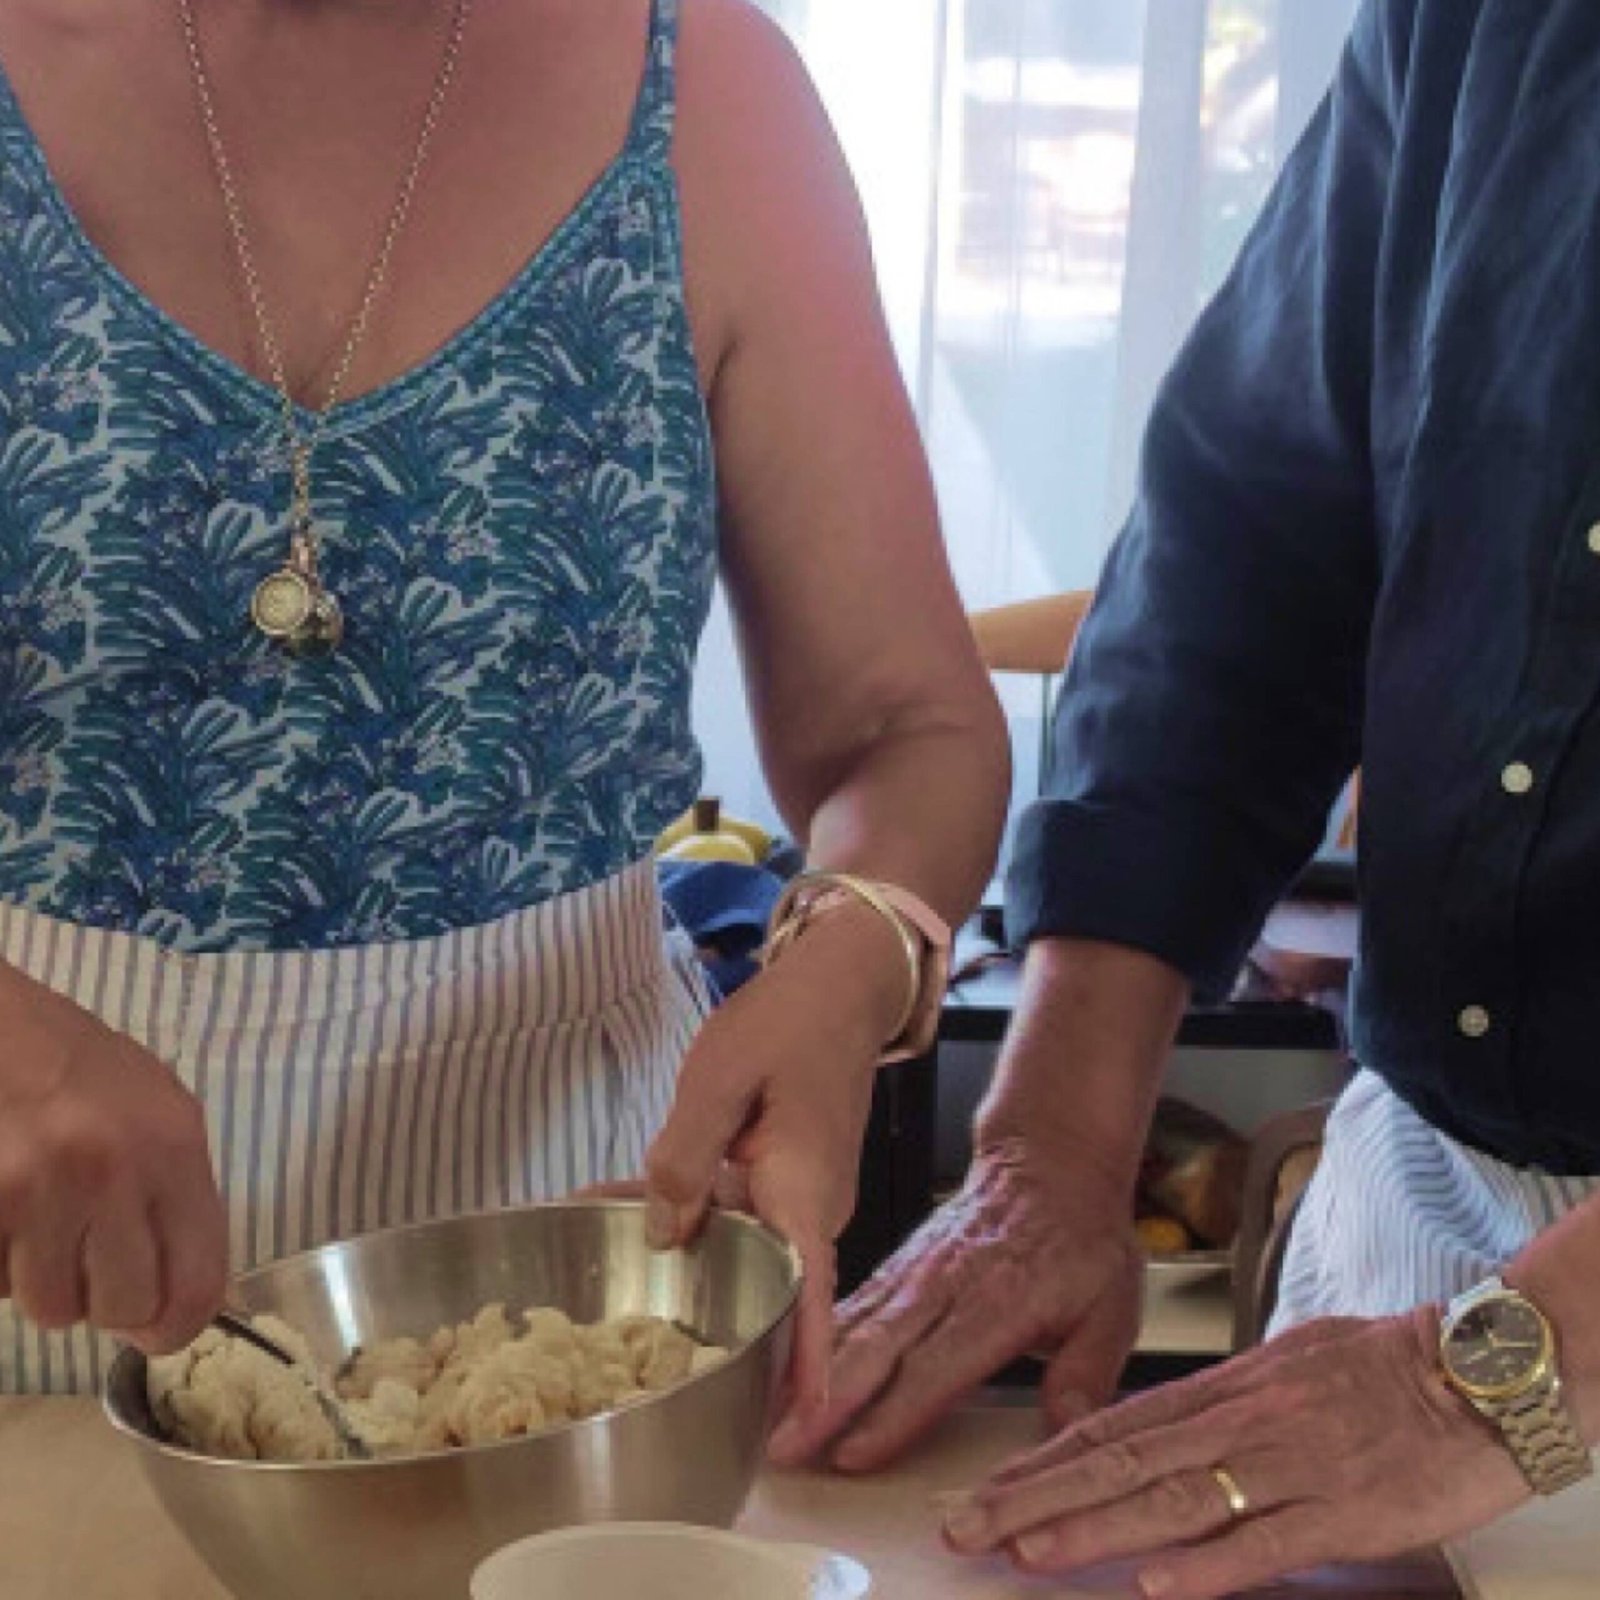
[0,0,1005,1407]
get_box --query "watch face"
[1444,1295,1551,1397]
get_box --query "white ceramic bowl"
[472,1523,872,1600]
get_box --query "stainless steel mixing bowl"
[103,1202,799,1600]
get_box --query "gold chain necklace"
[176,0,473,657]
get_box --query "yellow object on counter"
[1135,1215,1194,1255]
[657,798,768,864]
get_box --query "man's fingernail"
[1016,1531,1057,1567]
[942,1494,992,1550]
[645,1196,679,1250]
[1140,1569,1176,1598]
[1053,1389,1091,1425]
[769,1418,802,1458]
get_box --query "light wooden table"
[1449,1477,1600,1600]
[746,1406,1460,1598]
[0,1397,1469,1599]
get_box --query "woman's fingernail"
[1140,1569,1175,1598]
[645,1196,679,1250]
[795,1379,831,1426]
[1016,1531,1057,1567]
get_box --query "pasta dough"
[148,1305,731,1463]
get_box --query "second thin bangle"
[764,870,923,1046]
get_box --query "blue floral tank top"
[0,0,716,951]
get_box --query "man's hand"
[770,1135,1144,1470]
[941,1313,1527,1599]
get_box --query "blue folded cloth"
[658,859,787,999]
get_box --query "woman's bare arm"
[678,0,1009,930]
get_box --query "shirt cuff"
[1003,796,1290,1002]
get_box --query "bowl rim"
[103,1200,802,1475]
[470,1521,871,1593]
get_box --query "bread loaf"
[1139,1098,1249,1248]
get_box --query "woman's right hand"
[769,1135,1145,1471]
[0,964,226,1352]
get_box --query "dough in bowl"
[148,1304,730,1462]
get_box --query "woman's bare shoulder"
[674,0,865,282]
[676,0,816,123]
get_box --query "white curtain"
[695,0,1363,834]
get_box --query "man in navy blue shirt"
[777,2,1600,1591]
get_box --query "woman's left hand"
[642,908,903,1423]
[942,1311,1530,1598]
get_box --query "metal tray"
[1141,1249,1233,1289]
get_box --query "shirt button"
[1588,523,1600,555]
[1500,762,1535,796]
[1457,1005,1492,1039]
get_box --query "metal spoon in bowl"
[212,1309,372,1460]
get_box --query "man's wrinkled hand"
[941,1312,1527,1599]
[770,1136,1144,1471]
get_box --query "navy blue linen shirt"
[1007,0,1600,1173]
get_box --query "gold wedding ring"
[1210,1464,1251,1520]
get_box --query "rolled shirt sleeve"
[1007,2,1404,997]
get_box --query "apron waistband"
[0,859,667,1034]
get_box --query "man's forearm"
[976,937,1190,1198]
[1505,1194,1600,1443]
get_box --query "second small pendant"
[287,589,344,657]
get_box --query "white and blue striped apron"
[0,860,707,1394]
[1271,1069,1600,1333]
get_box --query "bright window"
[696,0,1362,827]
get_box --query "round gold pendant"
[286,592,345,659]
[251,567,315,639]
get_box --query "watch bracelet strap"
[1499,1381,1594,1495]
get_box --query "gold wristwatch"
[1439,1277,1593,1496]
